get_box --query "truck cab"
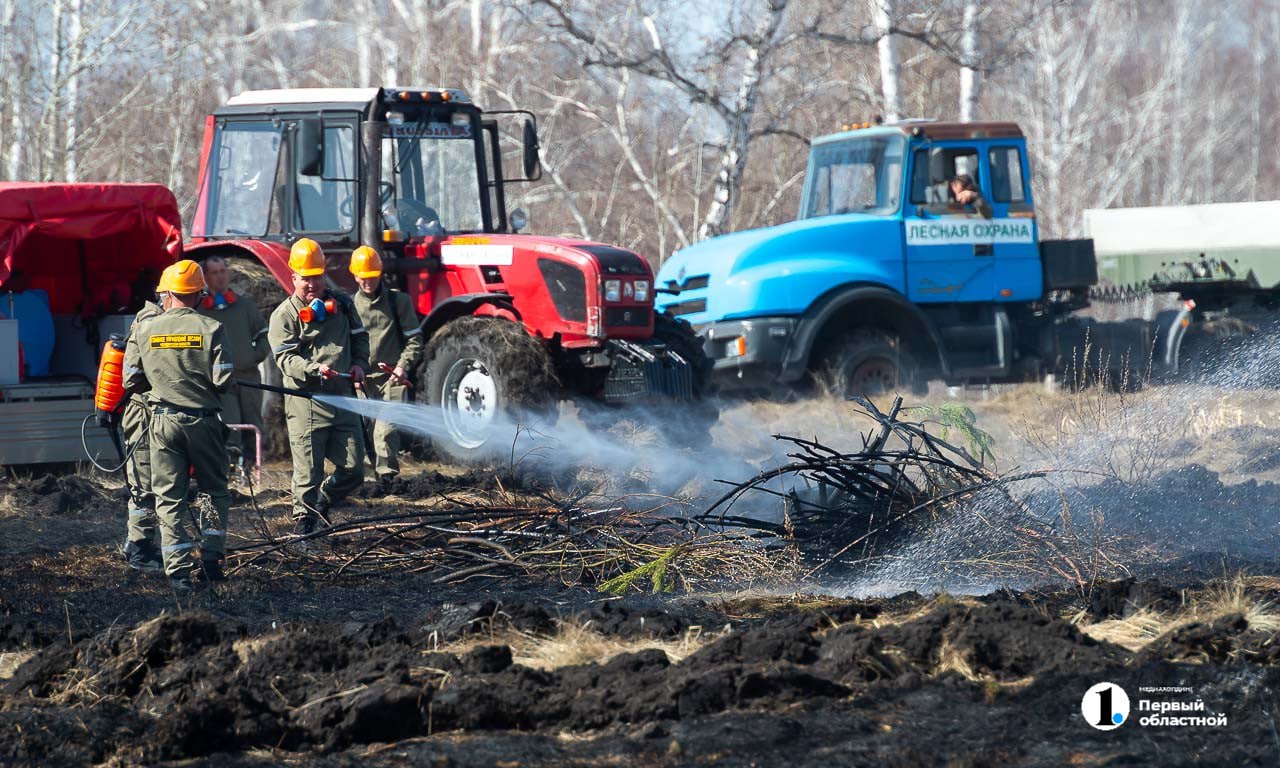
[657,121,1115,394]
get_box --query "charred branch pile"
[227,490,789,594]
[700,397,1100,585]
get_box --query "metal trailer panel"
[0,383,114,465]
[1085,202,1280,289]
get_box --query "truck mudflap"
[1152,306,1193,376]
[601,339,694,403]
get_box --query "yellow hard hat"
[156,260,207,295]
[349,246,383,279]
[289,238,326,277]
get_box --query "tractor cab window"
[381,118,484,235]
[204,122,283,236]
[801,135,904,219]
[295,124,356,233]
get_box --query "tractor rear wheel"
[420,317,559,464]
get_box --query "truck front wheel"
[419,317,558,464]
[819,330,920,398]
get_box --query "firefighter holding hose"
[268,238,370,534]
[122,260,235,592]
[349,246,422,484]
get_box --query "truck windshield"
[802,135,904,219]
[383,120,484,235]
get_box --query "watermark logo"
[1081,682,1130,730]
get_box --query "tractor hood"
[655,212,905,325]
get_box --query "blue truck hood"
[655,213,905,324]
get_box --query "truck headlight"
[634,280,650,302]
[604,279,621,302]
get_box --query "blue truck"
[656,121,1189,395]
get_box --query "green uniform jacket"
[123,307,233,410]
[268,293,370,393]
[197,293,269,374]
[353,285,423,372]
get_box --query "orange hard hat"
[349,246,383,279]
[156,260,207,295]
[289,238,326,277]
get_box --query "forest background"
[2,0,1276,263]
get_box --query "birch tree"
[958,0,981,121]
[872,0,901,121]
[533,0,796,241]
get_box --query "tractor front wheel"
[420,317,559,464]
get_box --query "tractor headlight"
[604,279,621,302]
[634,280,650,302]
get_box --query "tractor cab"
[190,87,540,291]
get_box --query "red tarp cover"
[0,183,183,316]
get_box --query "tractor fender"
[183,239,294,291]
[420,293,522,341]
[1152,306,1193,376]
[780,283,948,381]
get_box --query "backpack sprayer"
[82,334,131,470]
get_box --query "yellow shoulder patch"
[150,334,204,350]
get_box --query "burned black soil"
[2,470,1278,766]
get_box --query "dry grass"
[433,618,724,672]
[1081,573,1280,652]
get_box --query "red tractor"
[184,87,714,461]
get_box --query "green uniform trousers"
[362,371,408,480]
[149,410,232,578]
[286,395,365,521]
[122,398,156,545]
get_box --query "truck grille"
[665,298,706,317]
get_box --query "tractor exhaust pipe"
[361,120,383,251]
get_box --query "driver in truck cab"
[949,174,993,219]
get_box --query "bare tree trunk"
[0,0,15,179]
[698,0,787,240]
[1248,12,1264,200]
[63,0,82,182]
[44,0,65,179]
[470,0,483,99]
[873,0,900,122]
[959,0,980,122]
[356,0,373,86]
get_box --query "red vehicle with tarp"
[0,182,182,465]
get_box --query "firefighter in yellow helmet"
[123,259,234,593]
[349,246,422,482]
[268,238,370,533]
